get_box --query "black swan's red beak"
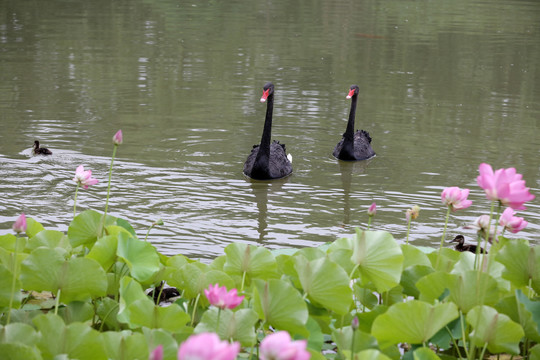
[346,88,355,99]
[260,88,270,103]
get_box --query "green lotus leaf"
[415,271,454,303]
[328,248,356,276]
[101,330,148,360]
[447,270,499,313]
[427,248,460,272]
[20,247,107,303]
[195,307,258,346]
[142,328,179,360]
[223,243,278,285]
[25,218,45,238]
[295,255,352,315]
[57,301,94,324]
[401,244,432,268]
[26,230,70,252]
[344,349,392,360]
[496,293,540,342]
[177,263,234,300]
[351,229,404,293]
[400,265,434,298]
[252,278,309,335]
[96,297,121,331]
[86,235,118,271]
[117,232,161,283]
[371,300,458,348]
[0,343,41,360]
[0,323,39,347]
[496,239,540,293]
[33,313,107,360]
[306,316,324,351]
[332,326,378,354]
[413,347,442,360]
[67,210,117,248]
[0,234,19,252]
[516,290,540,336]
[466,305,524,354]
[117,276,149,324]
[353,283,379,310]
[127,299,190,332]
[294,247,325,261]
[0,265,21,308]
[530,344,540,360]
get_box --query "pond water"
[1,0,539,260]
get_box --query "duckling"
[33,140,52,155]
[450,235,487,254]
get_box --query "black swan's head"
[34,140,40,149]
[260,82,274,103]
[346,85,359,99]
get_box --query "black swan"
[243,82,292,180]
[333,85,375,161]
[450,235,487,254]
[33,140,52,155]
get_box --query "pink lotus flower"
[73,165,99,189]
[441,187,472,211]
[465,215,498,243]
[13,213,27,234]
[150,345,163,360]
[499,207,528,234]
[113,129,123,145]
[260,331,310,360]
[204,284,244,310]
[476,163,535,210]
[367,202,377,216]
[177,333,240,360]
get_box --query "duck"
[243,82,293,180]
[333,85,375,161]
[450,235,487,254]
[33,140,52,155]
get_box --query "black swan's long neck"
[256,94,274,163]
[344,94,357,142]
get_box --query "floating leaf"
[20,247,107,303]
[466,305,524,354]
[371,300,458,348]
[295,255,352,315]
[252,279,309,335]
[117,232,161,283]
[195,307,258,346]
[351,229,404,293]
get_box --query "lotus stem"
[240,271,247,292]
[436,206,451,268]
[73,183,80,217]
[54,289,61,315]
[405,218,412,245]
[104,144,118,218]
[366,216,372,231]
[190,293,200,327]
[480,201,495,272]
[216,308,222,332]
[7,236,20,325]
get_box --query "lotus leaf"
[466,305,524,354]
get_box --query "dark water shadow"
[338,158,373,225]
[246,176,291,243]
